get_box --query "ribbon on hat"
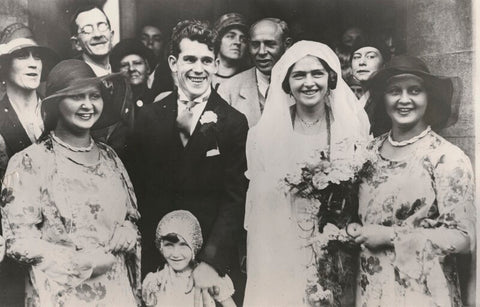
[0,37,39,56]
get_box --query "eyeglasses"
[78,22,110,35]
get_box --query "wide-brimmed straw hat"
[0,23,58,81]
[43,59,127,129]
[368,55,460,131]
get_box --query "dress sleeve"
[391,146,475,302]
[214,273,235,303]
[104,145,142,303]
[0,134,10,179]
[0,151,93,288]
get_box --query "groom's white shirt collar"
[177,87,211,134]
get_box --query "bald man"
[218,18,292,127]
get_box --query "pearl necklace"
[297,114,322,128]
[388,126,431,147]
[51,132,95,152]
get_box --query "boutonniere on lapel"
[199,111,220,157]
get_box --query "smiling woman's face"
[7,48,43,90]
[384,74,428,131]
[288,55,329,109]
[58,85,103,133]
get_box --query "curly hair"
[168,19,217,58]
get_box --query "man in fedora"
[128,19,248,305]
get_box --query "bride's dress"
[242,41,370,307]
[244,133,329,307]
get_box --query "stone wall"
[406,0,475,166]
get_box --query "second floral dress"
[357,131,475,307]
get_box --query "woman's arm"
[0,151,97,287]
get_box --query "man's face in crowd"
[342,27,363,47]
[169,38,217,100]
[140,25,164,58]
[249,20,287,75]
[219,27,247,61]
[73,8,113,60]
[119,54,150,86]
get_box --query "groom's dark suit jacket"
[127,89,248,278]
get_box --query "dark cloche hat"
[110,38,156,72]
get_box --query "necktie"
[176,100,198,146]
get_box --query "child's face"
[161,236,193,272]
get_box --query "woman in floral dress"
[244,41,370,306]
[353,55,475,306]
[0,59,141,306]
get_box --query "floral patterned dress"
[357,131,475,307]
[0,136,141,307]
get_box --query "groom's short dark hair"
[168,19,217,57]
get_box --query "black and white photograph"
[0,0,477,306]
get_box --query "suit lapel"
[238,68,262,125]
[184,90,221,154]
[152,92,183,146]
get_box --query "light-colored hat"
[0,23,58,81]
[155,210,203,256]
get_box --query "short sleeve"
[214,273,235,302]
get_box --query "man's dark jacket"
[127,89,248,279]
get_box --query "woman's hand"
[90,250,116,278]
[107,221,138,254]
[354,225,394,250]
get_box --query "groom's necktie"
[177,100,198,146]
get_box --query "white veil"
[243,41,370,306]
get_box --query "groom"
[128,19,248,303]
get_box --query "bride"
[243,41,370,306]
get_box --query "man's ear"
[168,55,178,73]
[284,37,293,49]
[70,36,83,52]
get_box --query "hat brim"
[42,71,125,104]
[42,71,129,130]
[368,67,459,130]
[0,43,59,81]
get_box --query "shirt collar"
[255,68,270,98]
[82,54,111,77]
[177,86,211,104]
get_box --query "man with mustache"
[211,13,249,90]
[218,18,292,127]
[70,3,133,159]
[128,19,248,305]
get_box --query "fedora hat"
[0,23,59,81]
[43,59,127,129]
[368,55,460,131]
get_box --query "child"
[142,210,236,307]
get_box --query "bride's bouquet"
[283,139,374,306]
